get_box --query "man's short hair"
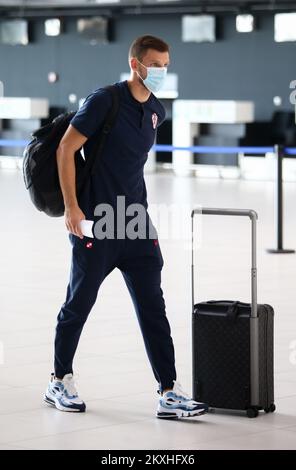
[129,35,169,61]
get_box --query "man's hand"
[65,205,85,239]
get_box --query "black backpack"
[23,85,120,217]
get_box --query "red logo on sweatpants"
[86,242,93,249]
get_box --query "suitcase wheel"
[264,403,276,413]
[246,407,259,418]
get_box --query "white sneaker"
[44,373,86,412]
[157,380,208,419]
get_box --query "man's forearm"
[56,145,79,210]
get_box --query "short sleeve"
[70,88,112,139]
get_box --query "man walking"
[44,35,208,419]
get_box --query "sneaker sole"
[44,394,86,413]
[156,407,208,419]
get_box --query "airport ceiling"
[1,0,296,16]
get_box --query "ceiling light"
[236,14,255,33]
[45,19,61,37]
[94,0,120,4]
[275,12,296,42]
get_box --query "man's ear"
[130,57,138,72]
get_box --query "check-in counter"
[0,97,49,120]
[172,100,254,176]
[0,97,49,165]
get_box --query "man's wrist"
[65,201,79,211]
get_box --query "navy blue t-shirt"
[70,80,165,225]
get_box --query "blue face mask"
[137,61,167,94]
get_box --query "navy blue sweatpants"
[54,234,176,392]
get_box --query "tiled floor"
[0,169,296,450]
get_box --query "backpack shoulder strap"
[101,84,120,136]
[81,84,120,178]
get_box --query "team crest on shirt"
[152,113,158,129]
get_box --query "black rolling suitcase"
[191,208,275,418]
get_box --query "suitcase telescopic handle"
[191,208,258,319]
